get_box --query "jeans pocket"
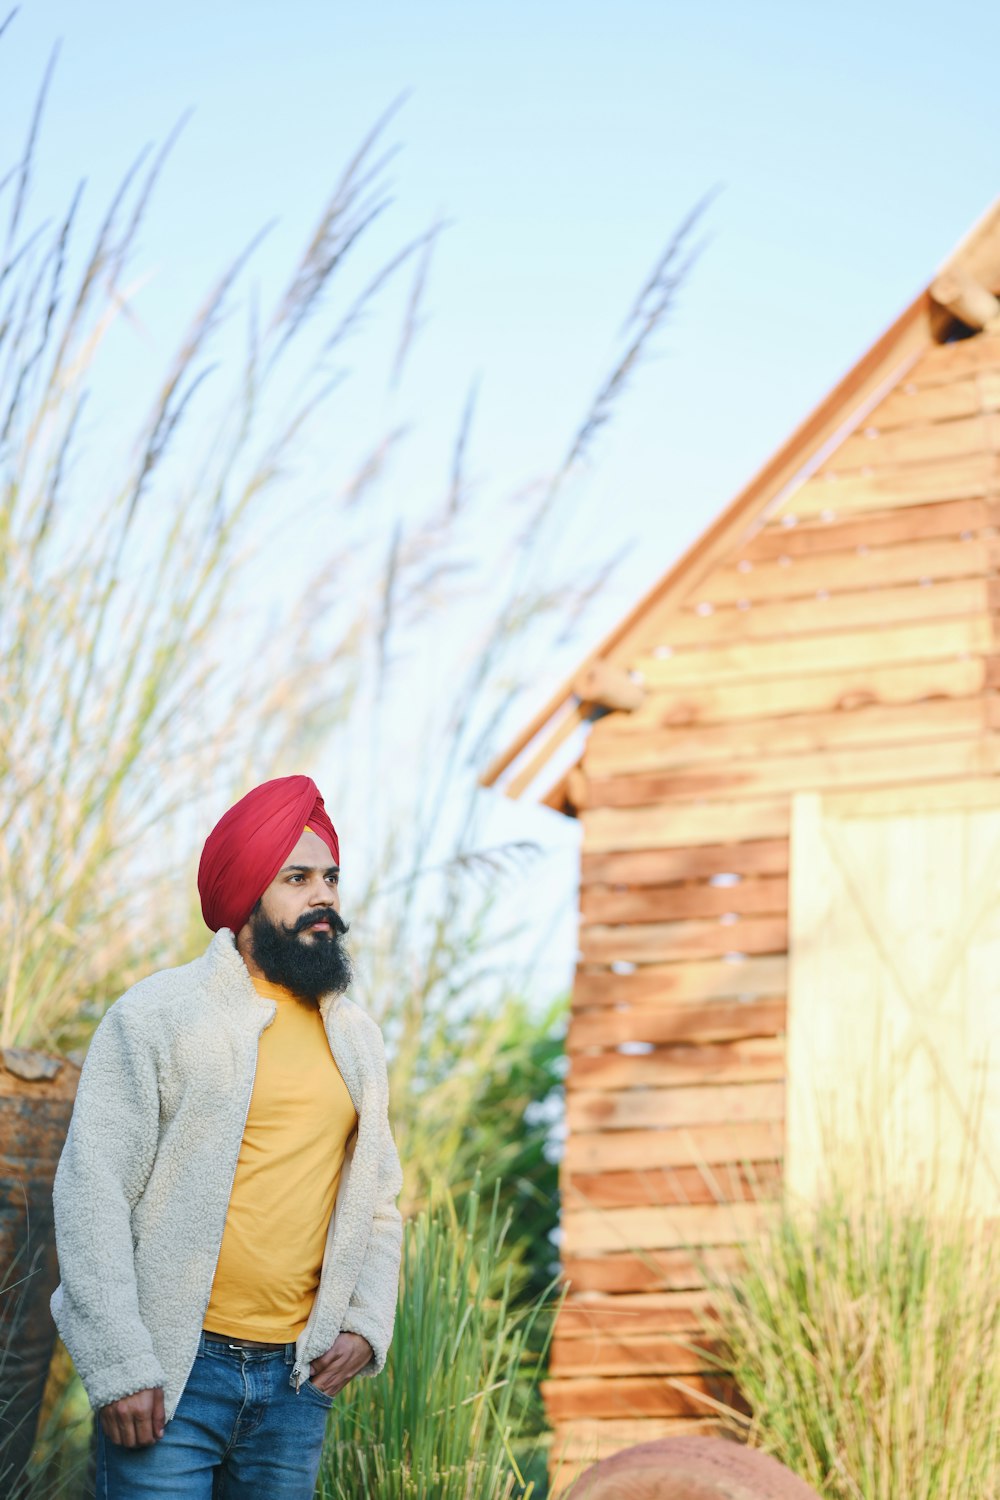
[301,1378,335,1409]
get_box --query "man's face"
[239,828,353,1003]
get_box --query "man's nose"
[308,882,337,908]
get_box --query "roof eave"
[481,197,1000,810]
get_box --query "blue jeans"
[95,1332,334,1499]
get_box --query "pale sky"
[6,0,1000,1002]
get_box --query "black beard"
[248,903,354,1005]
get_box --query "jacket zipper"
[291,1128,355,1392]
[291,1007,356,1394]
[172,1020,268,1418]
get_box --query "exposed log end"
[566,767,589,809]
[574,661,646,713]
[931,266,1000,332]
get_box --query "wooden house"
[481,201,1000,1493]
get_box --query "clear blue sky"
[10,0,1000,590]
[6,0,1000,998]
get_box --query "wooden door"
[787,779,1000,1213]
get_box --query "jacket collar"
[200,928,347,1023]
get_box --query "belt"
[203,1330,289,1352]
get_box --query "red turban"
[198,775,340,934]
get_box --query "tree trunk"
[0,1050,80,1491]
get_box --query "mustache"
[290,909,349,937]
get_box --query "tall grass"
[0,62,435,1054]
[0,1268,91,1499]
[2,29,705,1064]
[706,1187,1000,1500]
[3,25,707,1494]
[316,1170,565,1500]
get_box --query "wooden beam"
[572,954,788,1008]
[542,764,578,813]
[566,1038,785,1091]
[907,329,1000,386]
[578,915,788,964]
[559,1244,744,1293]
[832,409,1000,470]
[583,734,1000,810]
[566,1082,785,1132]
[931,266,1000,331]
[787,450,1000,518]
[557,1295,716,1337]
[621,656,986,732]
[561,1201,769,1252]
[862,370,1000,429]
[542,1373,738,1421]
[748,496,998,561]
[566,997,787,1051]
[503,701,586,799]
[563,1121,784,1174]
[580,876,788,923]
[641,578,992,652]
[580,842,789,885]
[936,195,1000,296]
[636,614,994,689]
[585,698,990,777]
[561,1161,782,1209]
[549,1332,723,1376]
[583,798,791,853]
[566,767,589,810]
[692,538,997,608]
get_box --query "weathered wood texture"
[581,842,788,886]
[612,657,989,733]
[567,1039,784,1091]
[644,577,995,650]
[549,1330,723,1377]
[567,998,787,1052]
[562,1160,782,1208]
[543,322,1000,1484]
[543,1373,741,1422]
[585,697,993,773]
[564,1122,784,1175]
[561,1246,746,1293]
[572,955,787,1007]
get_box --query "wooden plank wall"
[544,330,1000,1492]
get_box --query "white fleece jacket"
[50,928,403,1419]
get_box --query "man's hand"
[99,1387,165,1448]
[307,1331,373,1398]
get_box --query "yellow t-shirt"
[203,976,359,1341]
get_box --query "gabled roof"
[480,197,1000,813]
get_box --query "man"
[50,774,403,1499]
